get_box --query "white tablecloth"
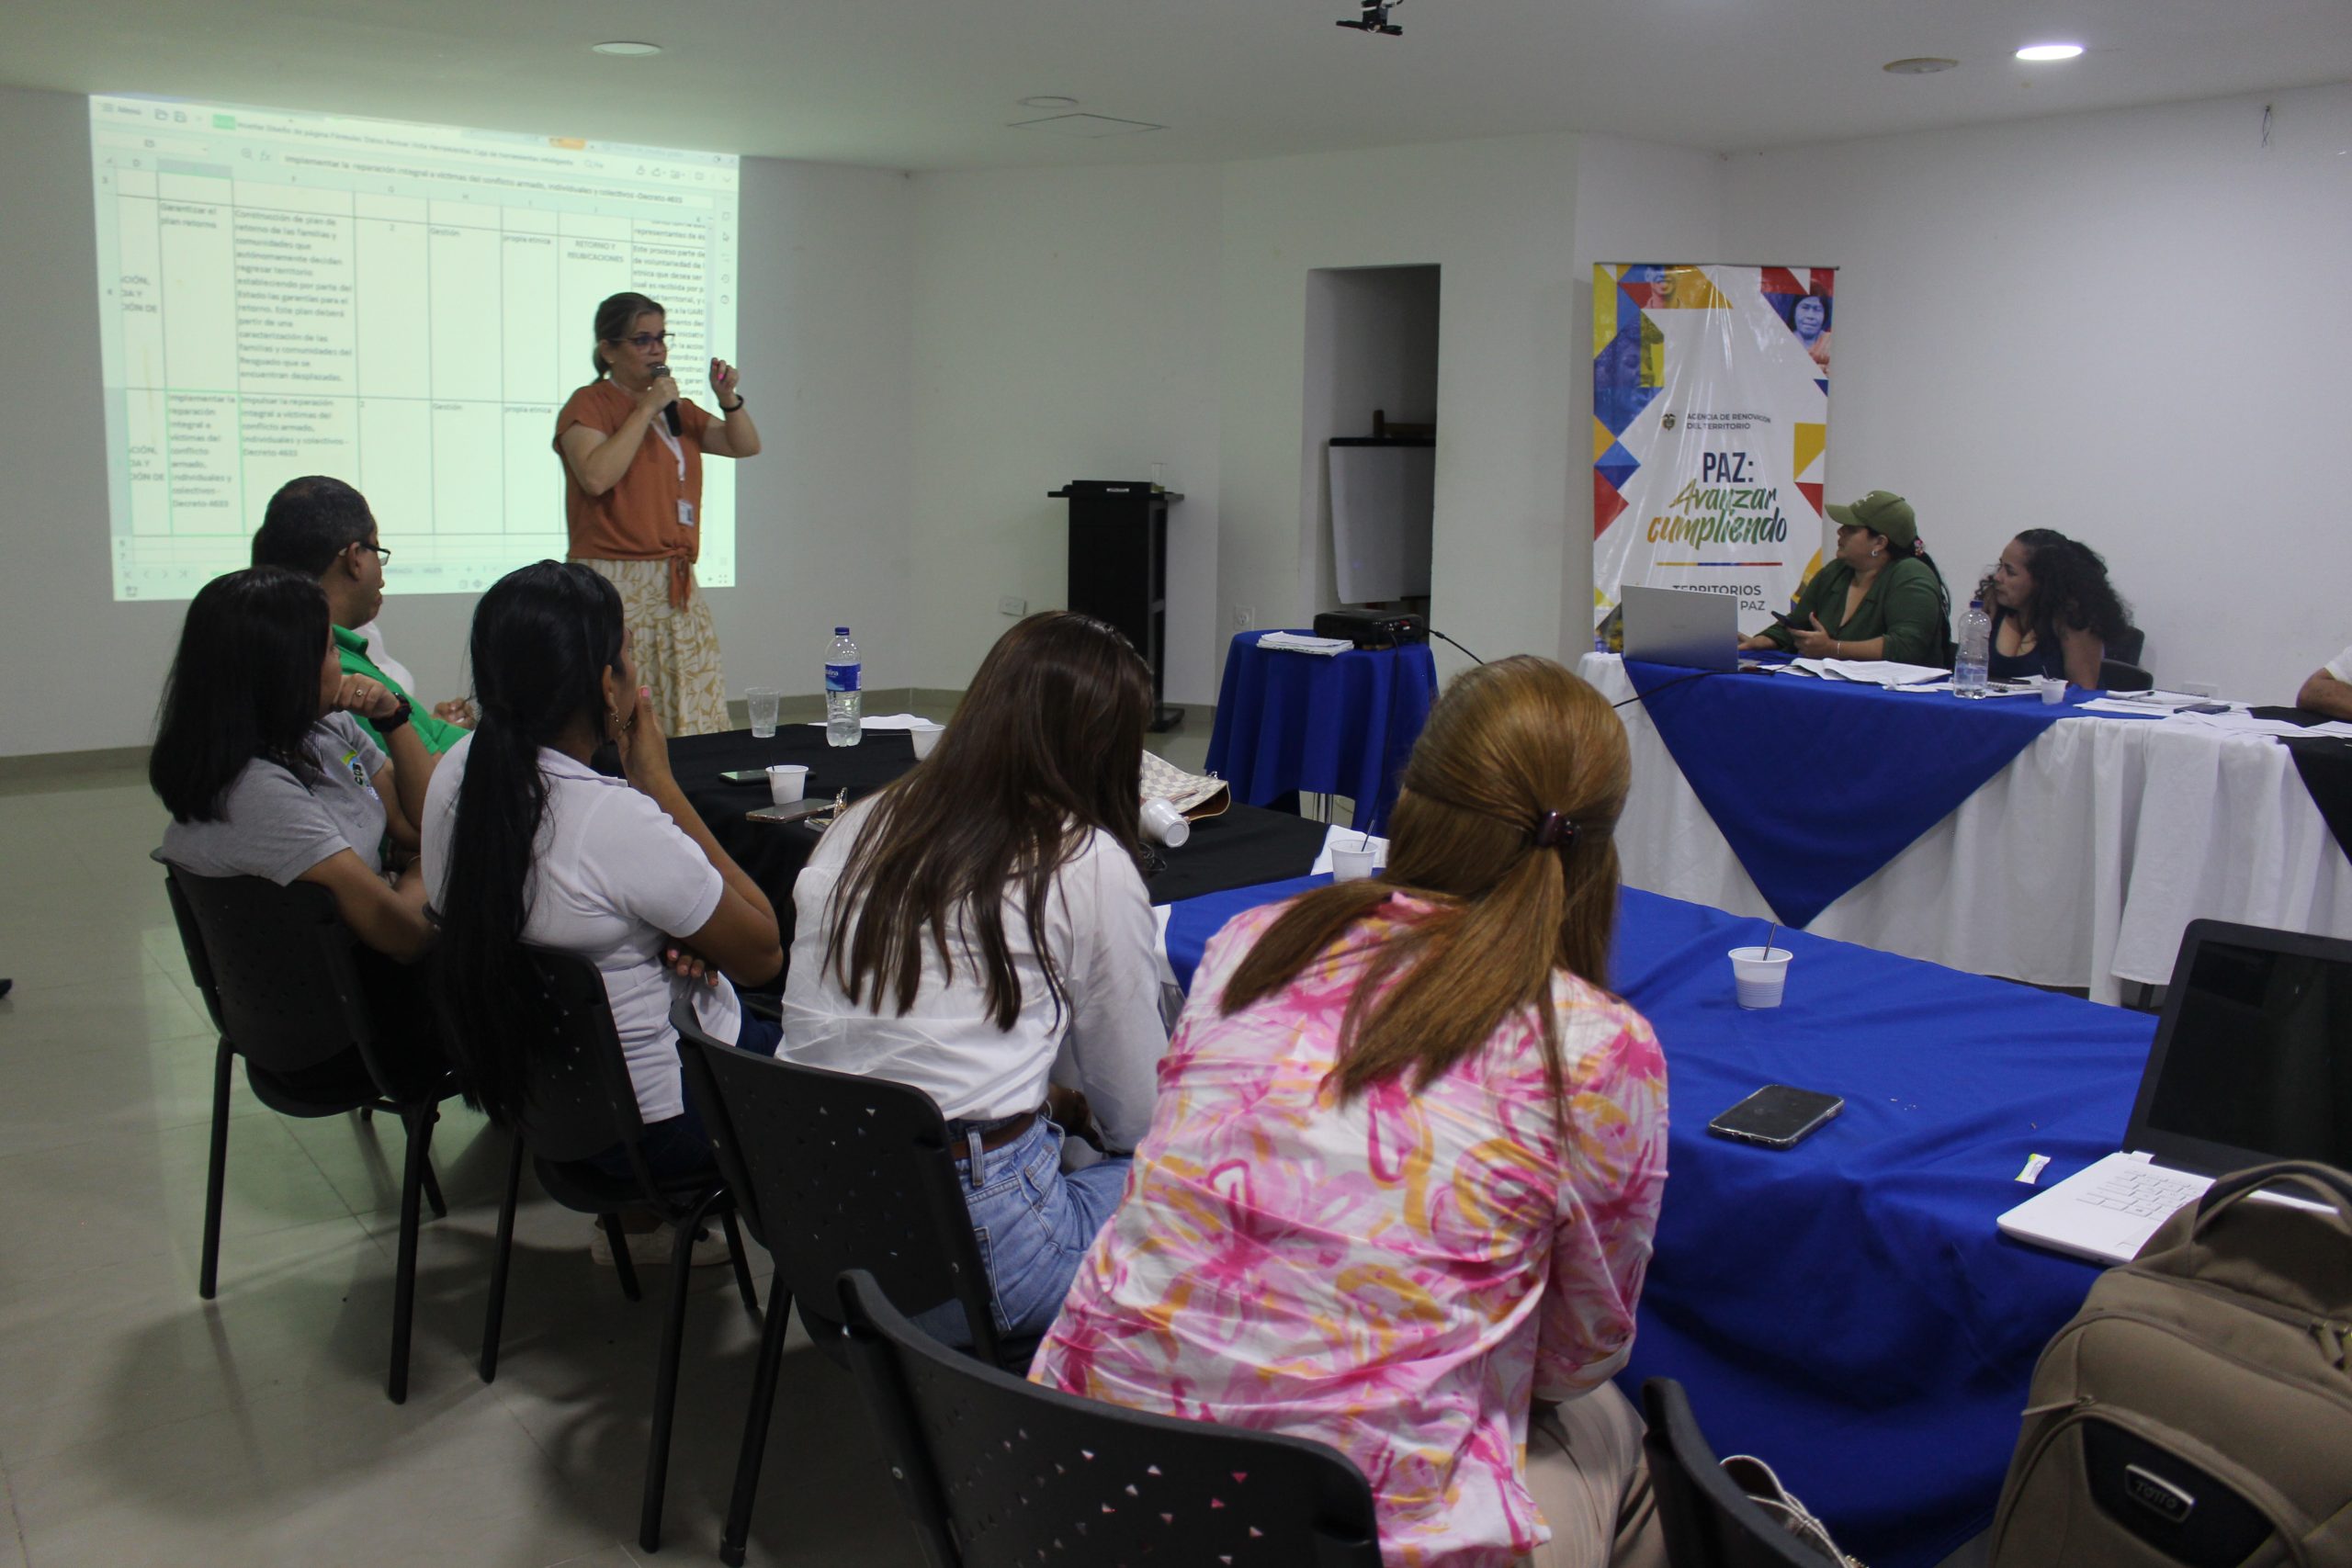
[1580,653,2352,1003]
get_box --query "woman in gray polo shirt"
[153,566,436,962]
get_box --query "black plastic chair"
[838,1268,1385,1568]
[473,948,757,1553]
[1640,1378,1849,1567]
[673,1004,1035,1565]
[2110,625,2146,667]
[162,867,457,1404]
[2098,659,2154,693]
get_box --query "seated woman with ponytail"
[1033,656,1668,1568]
[422,562,784,1214]
[154,565,436,964]
[1739,490,1951,667]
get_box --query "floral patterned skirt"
[576,558,731,737]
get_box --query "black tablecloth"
[2283,735,2352,865]
[667,728,1331,962]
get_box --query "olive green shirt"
[1759,556,1946,667]
[333,626,468,755]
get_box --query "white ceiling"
[10,0,2350,170]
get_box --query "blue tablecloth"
[1164,879,2154,1568]
[1623,661,2083,928]
[1204,632,1440,836]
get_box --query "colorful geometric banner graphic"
[1592,264,1835,637]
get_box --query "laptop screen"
[2135,928,2352,1170]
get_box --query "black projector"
[1313,609,1429,649]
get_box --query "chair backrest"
[163,867,373,1077]
[503,947,655,1170]
[2109,624,2146,667]
[673,1002,1003,1358]
[1640,1379,1835,1568]
[838,1269,1385,1568]
[2098,659,2154,694]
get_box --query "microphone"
[650,363,681,436]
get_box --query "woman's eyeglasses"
[616,332,670,350]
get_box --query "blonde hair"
[1218,655,1630,1109]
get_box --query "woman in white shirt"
[783,611,1168,1342]
[424,562,783,1199]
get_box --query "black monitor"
[2125,919,2352,1176]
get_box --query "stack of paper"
[1258,632,1353,657]
[1785,658,1954,687]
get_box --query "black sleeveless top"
[1987,604,2065,682]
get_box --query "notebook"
[1619,585,1738,672]
[1996,919,2352,1265]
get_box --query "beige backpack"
[1987,1160,2352,1566]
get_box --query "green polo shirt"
[333,626,468,754]
[1759,556,1947,667]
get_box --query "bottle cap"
[835,626,850,636]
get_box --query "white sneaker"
[589,1219,732,1269]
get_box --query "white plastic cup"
[1330,846,1377,882]
[766,763,809,805]
[2040,677,2065,705]
[908,720,944,761]
[746,687,781,739]
[1141,797,1191,848]
[1729,945,1792,1010]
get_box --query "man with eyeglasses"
[555,289,763,736]
[251,475,472,754]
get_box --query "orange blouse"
[555,379,714,606]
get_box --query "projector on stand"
[1313,609,1429,649]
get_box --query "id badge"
[677,498,695,529]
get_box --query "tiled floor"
[0,705,1221,1567]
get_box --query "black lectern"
[1050,480,1182,731]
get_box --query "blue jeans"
[915,1117,1130,1347]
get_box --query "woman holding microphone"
[555,290,762,736]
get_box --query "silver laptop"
[1619,585,1737,671]
[1998,919,2352,1265]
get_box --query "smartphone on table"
[1707,1085,1844,1150]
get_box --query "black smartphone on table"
[1707,1085,1845,1150]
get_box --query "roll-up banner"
[1591,265,1834,638]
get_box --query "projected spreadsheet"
[90,96,741,600]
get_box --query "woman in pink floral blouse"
[1031,655,1668,1568]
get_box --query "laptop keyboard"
[2075,1166,2204,1220]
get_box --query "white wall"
[0,82,917,757]
[1720,85,2352,699]
[1218,134,1581,687]
[905,164,1223,704]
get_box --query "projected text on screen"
[90,96,741,601]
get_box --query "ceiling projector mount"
[1336,0,1402,37]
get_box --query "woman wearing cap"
[554,290,763,737]
[1740,490,1950,666]
[1034,656,1668,1568]
[1984,529,2130,690]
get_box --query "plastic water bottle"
[824,626,862,746]
[1953,599,1992,698]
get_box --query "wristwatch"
[378,694,413,733]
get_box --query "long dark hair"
[1218,656,1630,1120]
[591,290,663,378]
[2007,528,2132,646]
[432,561,626,1125]
[825,612,1151,1031]
[151,568,332,823]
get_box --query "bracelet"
[721,397,745,412]
[378,694,413,733]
